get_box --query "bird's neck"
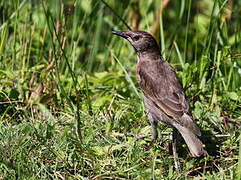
[137,49,162,62]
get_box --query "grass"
[0,0,241,179]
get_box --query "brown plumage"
[112,30,207,157]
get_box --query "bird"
[112,30,207,157]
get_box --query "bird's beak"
[112,31,128,39]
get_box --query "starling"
[112,30,207,157]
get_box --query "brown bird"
[112,30,207,157]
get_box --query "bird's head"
[112,30,160,53]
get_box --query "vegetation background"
[0,0,241,179]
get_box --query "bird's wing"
[137,59,201,135]
[137,60,190,119]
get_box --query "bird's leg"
[144,98,158,141]
[145,113,158,150]
[149,114,158,140]
[172,128,180,173]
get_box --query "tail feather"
[174,124,207,157]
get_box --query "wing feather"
[137,59,201,135]
[137,60,189,119]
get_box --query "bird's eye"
[133,35,141,41]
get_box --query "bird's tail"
[174,124,207,157]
